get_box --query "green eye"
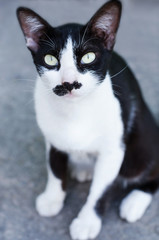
[44,54,58,66]
[81,52,96,64]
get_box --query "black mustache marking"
[53,85,68,96]
[53,81,82,96]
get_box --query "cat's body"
[17,1,159,239]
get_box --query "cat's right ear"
[17,7,49,53]
[87,0,122,51]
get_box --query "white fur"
[26,37,38,50]
[70,206,102,240]
[120,189,152,223]
[95,15,113,33]
[36,166,66,217]
[26,16,43,33]
[34,38,125,239]
[25,17,44,50]
[35,72,124,153]
[61,38,78,83]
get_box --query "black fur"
[49,147,68,190]
[53,81,82,96]
[109,52,159,183]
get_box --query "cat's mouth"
[53,81,82,97]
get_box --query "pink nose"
[62,68,77,84]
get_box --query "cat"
[17,0,159,239]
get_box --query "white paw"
[70,210,101,240]
[36,191,65,217]
[120,190,152,223]
[71,168,93,183]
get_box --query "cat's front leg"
[36,142,68,217]
[70,147,124,240]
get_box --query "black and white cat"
[17,1,159,239]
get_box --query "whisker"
[16,78,36,83]
[77,31,81,48]
[82,37,98,47]
[81,23,89,46]
[3,78,36,90]
[43,32,56,47]
[22,89,34,93]
[110,65,128,79]
[112,83,122,89]
[25,87,53,106]
[113,90,121,97]
[25,97,35,107]
[41,39,55,49]
[112,83,122,97]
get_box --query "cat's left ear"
[88,0,122,50]
[17,7,50,53]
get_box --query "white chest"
[34,75,124,153]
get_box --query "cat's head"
[17,0,122,100]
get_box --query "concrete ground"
[0,0,159,239]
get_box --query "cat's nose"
[62,68,77,84]
[63,81,82,92]
[63,82,74,92]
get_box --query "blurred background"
[0,0,159,240]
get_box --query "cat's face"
[17,0,121,100]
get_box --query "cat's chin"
[59,89,96,101]
[54,90,84,100]
[63,92,82,100]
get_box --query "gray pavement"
[0,0,159,239]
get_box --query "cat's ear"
[17,7,49,52]
[88,0,122,50]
